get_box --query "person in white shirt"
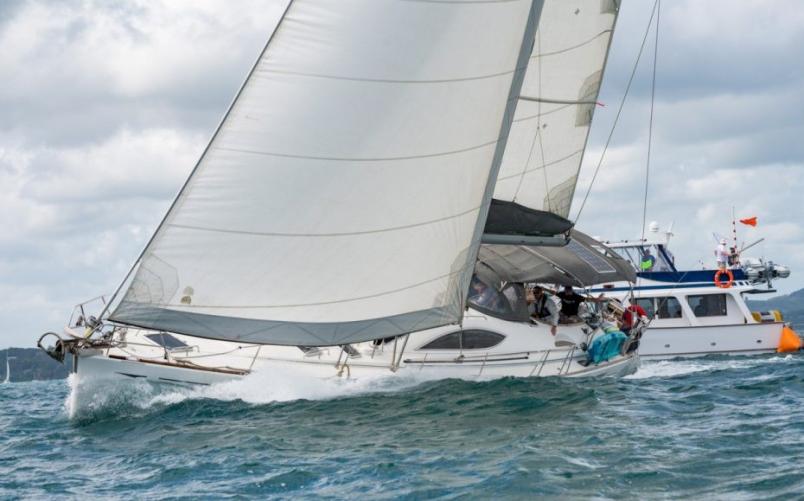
[715,238,729,270]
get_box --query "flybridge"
[598,225,677,274]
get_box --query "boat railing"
[68,295,109,330]
[106,335,261,373]
[403,348,558,365]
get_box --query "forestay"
[110,0,540,346]
[493,0,619,218]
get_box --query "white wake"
[65,365,442,420]
[626,354,795,380]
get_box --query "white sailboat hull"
[73,349,638,387]
[68,311,639,392]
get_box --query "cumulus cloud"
[0,0,285,347]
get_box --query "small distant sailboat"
[39,0,643,388]
[3,354,14,384]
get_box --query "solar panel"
[566,240,616,273]
[145,332,188,349]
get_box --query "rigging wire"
[641,0,660,243]
[573,0,659,224]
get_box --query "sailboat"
[39,0,641,388]
[3,354,13,384]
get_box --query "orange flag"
[739,216,758,227]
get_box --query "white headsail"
[492,0,619,218]
[110,0,543,346]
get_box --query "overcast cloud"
[1,0,803,348]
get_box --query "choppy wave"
[65,364,449,422]
[2,354,803,499]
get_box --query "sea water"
[1,355,802,499]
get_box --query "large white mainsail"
[109,0,544,346]
[493,0,619,218]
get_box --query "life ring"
[714,269,734,288]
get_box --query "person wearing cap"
[557,285,606,323]
[715,238,729,270]
[528,286,559,335]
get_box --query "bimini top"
[477,229,636,287]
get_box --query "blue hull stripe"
[636,269,747,283]
[589,282,750,293]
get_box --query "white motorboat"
[591,223,802,359]
[39,1,644,392]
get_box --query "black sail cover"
[483,199,573,237]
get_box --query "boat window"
[467,276,529,322]
[613,248,639,271]
[145,333,188,349]
[633,297,683,319]
[420,330,505,350]
[421,332,462,350]
[461,330,505,349]
[687,294,728,317]
[656,297,683,318]
[635,298,656,318]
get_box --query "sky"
[1,0,803,348]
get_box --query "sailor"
[620,303,649,353]
[715,238,729,270]
[728,246,740,268]
[640,248,656,272]
[528,286,559,335]
[556,285,605,323]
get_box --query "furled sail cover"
[110,0,538,346]
[492,0,619,218]
[477,229,635,287]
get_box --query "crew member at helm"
[640,248,656,272]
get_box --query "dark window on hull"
[420,330,505,350]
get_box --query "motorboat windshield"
[610,244,676,273]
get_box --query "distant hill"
[1,348,72,382]
[746,288,804,331]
